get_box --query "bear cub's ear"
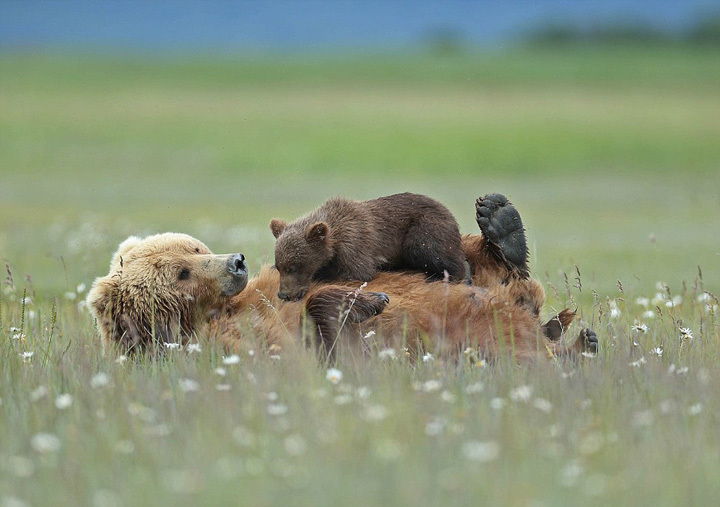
[306,222,330,244]
[269,219,287,239]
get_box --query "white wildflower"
[659,400,675,414]
[76,283,86,293]
[12,333,25,341]
[30,385,48,401]
[533,398,553,413]
[688,403,703,416]
[222,354,241,365]
[422,379,442,393]
[635,297,649,308]
[7,456,34,478]
[581,351,597,358]
[64,291,77,300]
[609,307,621,319]
[266,391,278,401]
[325,368,343,385]
[164,342,181,350]
[267,403,288,416]
[364,330,376,339]
[20,351,33,362]
[697,292,712,303]
[186,343,202,353]
[559,461,583,488]
[465,382,484,394]
[77,300,88,312]
[30,433,61,453]
[490,397,506,410]
[425,418,445,437]
[115,355,127,364]
[650,347,663,357]
[27,310,36,321]
[179,379,200,392]
[269,354,281,361]
[422,352,434,363]
[509,385,533,402]
[643,310,656,320]
[284,435,307,456]
[440,390,457,404]
[356,386,372,399]
[214,367,227,376]
[378,348,397,360]
[461,440,500,463]
[679,327,693,341]
[629,357,646,367]
[652,292,666,306]
[55,394,73,410]
[632,323,648,334]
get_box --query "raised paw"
[352,291,390,322]
[475,193,529,277]
[579,328,598,355]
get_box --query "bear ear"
[306,222,330,244]
[269,219,287,239]
[110,235,142,268]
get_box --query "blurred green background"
[2,48,719,300]
[1,2,719,301]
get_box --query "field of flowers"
[1,48,719,505]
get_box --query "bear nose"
[228,254,246,276]
[278,291,290,301]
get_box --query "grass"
[1,46,720,505]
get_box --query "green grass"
[1,47,720,505]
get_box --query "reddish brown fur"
[269,193,467,301]
[88,232,594,361]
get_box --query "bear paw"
[476,193,529,277]
[353,291,390,321]
[579,328,599,355]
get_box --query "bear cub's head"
[86,233,248,352]
[270,218,333,301]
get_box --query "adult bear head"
[86,233,247,352]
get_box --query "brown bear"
[269,192,467,301]
[87,194,597,362]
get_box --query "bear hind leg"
[476,194,529,279]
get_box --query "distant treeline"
[523,16,720,46]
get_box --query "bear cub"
[269,192,466,301]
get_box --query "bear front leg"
[305,286,389,359]
[476,194,529,279]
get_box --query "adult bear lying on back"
[269,193,467,301]
[86,194,598,362]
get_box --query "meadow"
[1,47,719,506]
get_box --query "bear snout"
[227,254,247,276]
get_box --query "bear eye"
[194,247,200,253]
[178,268,191,280]
[288,265,298,274]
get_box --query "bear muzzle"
[221,253,248,296]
